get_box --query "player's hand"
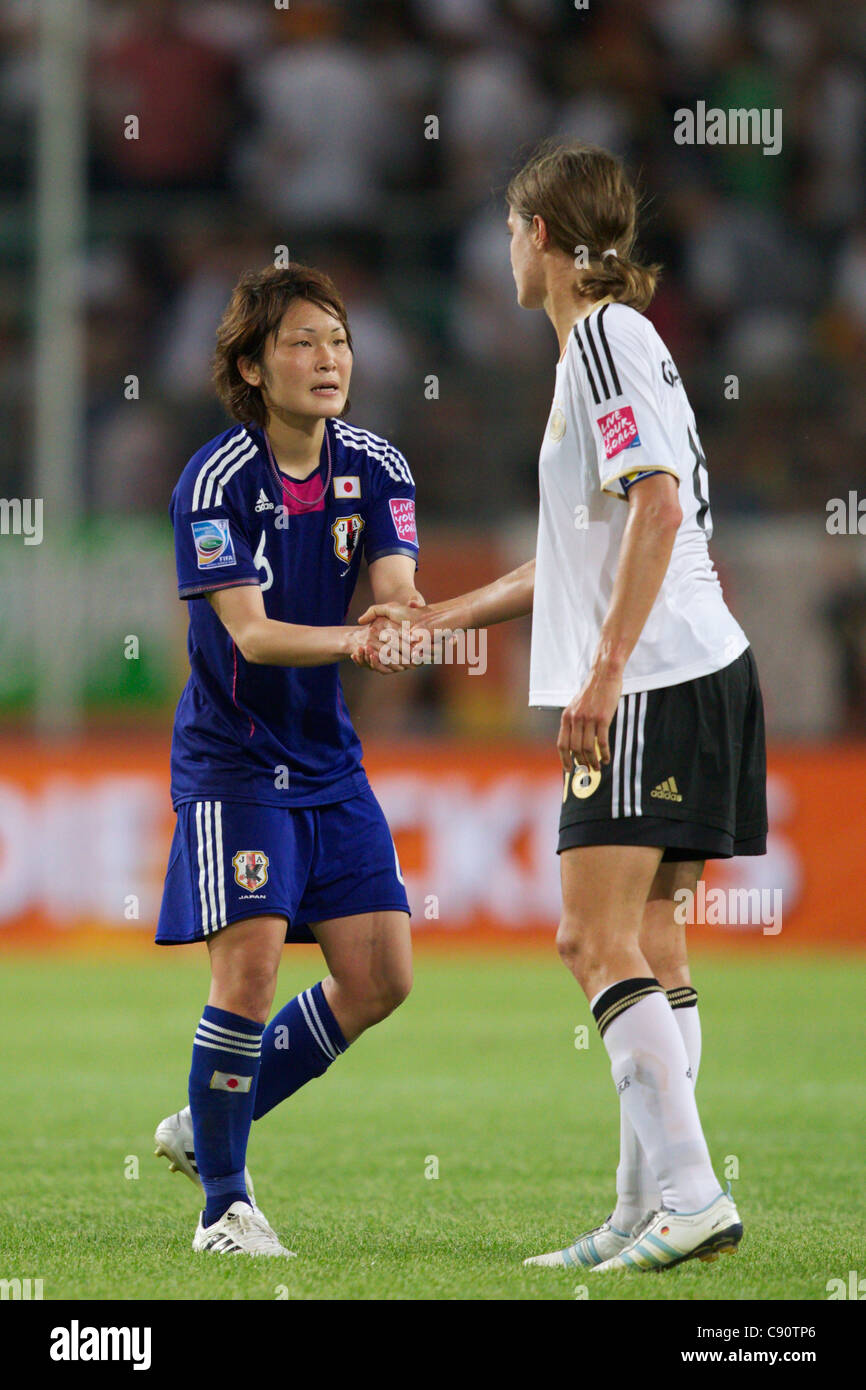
[357,599,425,628]
[346,619,408,675]
[557,665,622,772]
[358,601,462,665]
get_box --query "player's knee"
[555,915,591,972]
[555,917,622,988]
[362,967,413,1025]
[211,967,278,1024]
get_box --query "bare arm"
[366,553,424,609]
[206,584,389,669]
[359,558,535,631]
[595,473,683,675]
[557,473,683,771]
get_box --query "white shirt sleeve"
[568,302,681,498]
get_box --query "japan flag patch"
[389,497,417,545]
[209,1071,252,1093]
[333,476,361,499]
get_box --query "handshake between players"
[349,600,462,675]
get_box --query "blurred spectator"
[3,0,866,734]
[235,4,402,228]
[91,0,240,190]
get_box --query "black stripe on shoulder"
[573,323,601,405]
[583,313,612,401]
[596,304,623,397]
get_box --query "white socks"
[592,978,719,1217]
[611,986,702,1231]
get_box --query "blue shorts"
[156,786,410,945]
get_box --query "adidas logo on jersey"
[650,776,683,802]
[254,489,274,512]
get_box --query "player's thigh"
[207,914,288,997]
[640,859,704,987]
[310,910,413,1005]
[558,842,663,957]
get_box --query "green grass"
[2,948,864,1301]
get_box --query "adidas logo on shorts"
[650,776,683,802]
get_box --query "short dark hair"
[212,262,353,426]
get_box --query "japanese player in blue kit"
[154,263,419,1256]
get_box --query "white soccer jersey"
[529,300,747,706]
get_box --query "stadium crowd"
[1,0,865,734]
[1,0,864,517]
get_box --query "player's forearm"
[428,560,535,629]
[236,617,362,668]
[593,502,681,675]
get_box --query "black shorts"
[558,647,768,861]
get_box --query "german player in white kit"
[363,141,767,1272]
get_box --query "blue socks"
[188,1005,263,1227]
[253,982,347,1121]
[189,986,348,1226]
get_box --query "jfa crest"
[331,513,364,564]
[232,850,269,892]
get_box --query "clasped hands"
[348,600,459,675]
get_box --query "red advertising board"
[0,738,862,949]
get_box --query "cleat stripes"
[591,1195,743,1273]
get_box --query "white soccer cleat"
[154,1107,257,1209]
[523,1216,632,1269]
[592,1189,743,1272]
[192,1200,296,1258]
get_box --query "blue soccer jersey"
[168,417,419,808]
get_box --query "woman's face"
[507,206,547,310]
[242,298,353,424]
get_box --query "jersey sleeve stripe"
[192,430,248,511]
[201,436,256,510]
[596,305,623,396]
[332,420,414,486]
[600,463,679,496]
[178,576,260,599]
[212,441,258,506]
[366,544,419,563]
[582,316,612,401]
[573,326,602,404]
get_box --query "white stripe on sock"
[298,989,336,1062]
[195,1026,261,1057]
[305,986,342,1058]
[193,1035,261,1057]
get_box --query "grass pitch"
[3,946,863,1301]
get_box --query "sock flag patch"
[189,1004,264,1226]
